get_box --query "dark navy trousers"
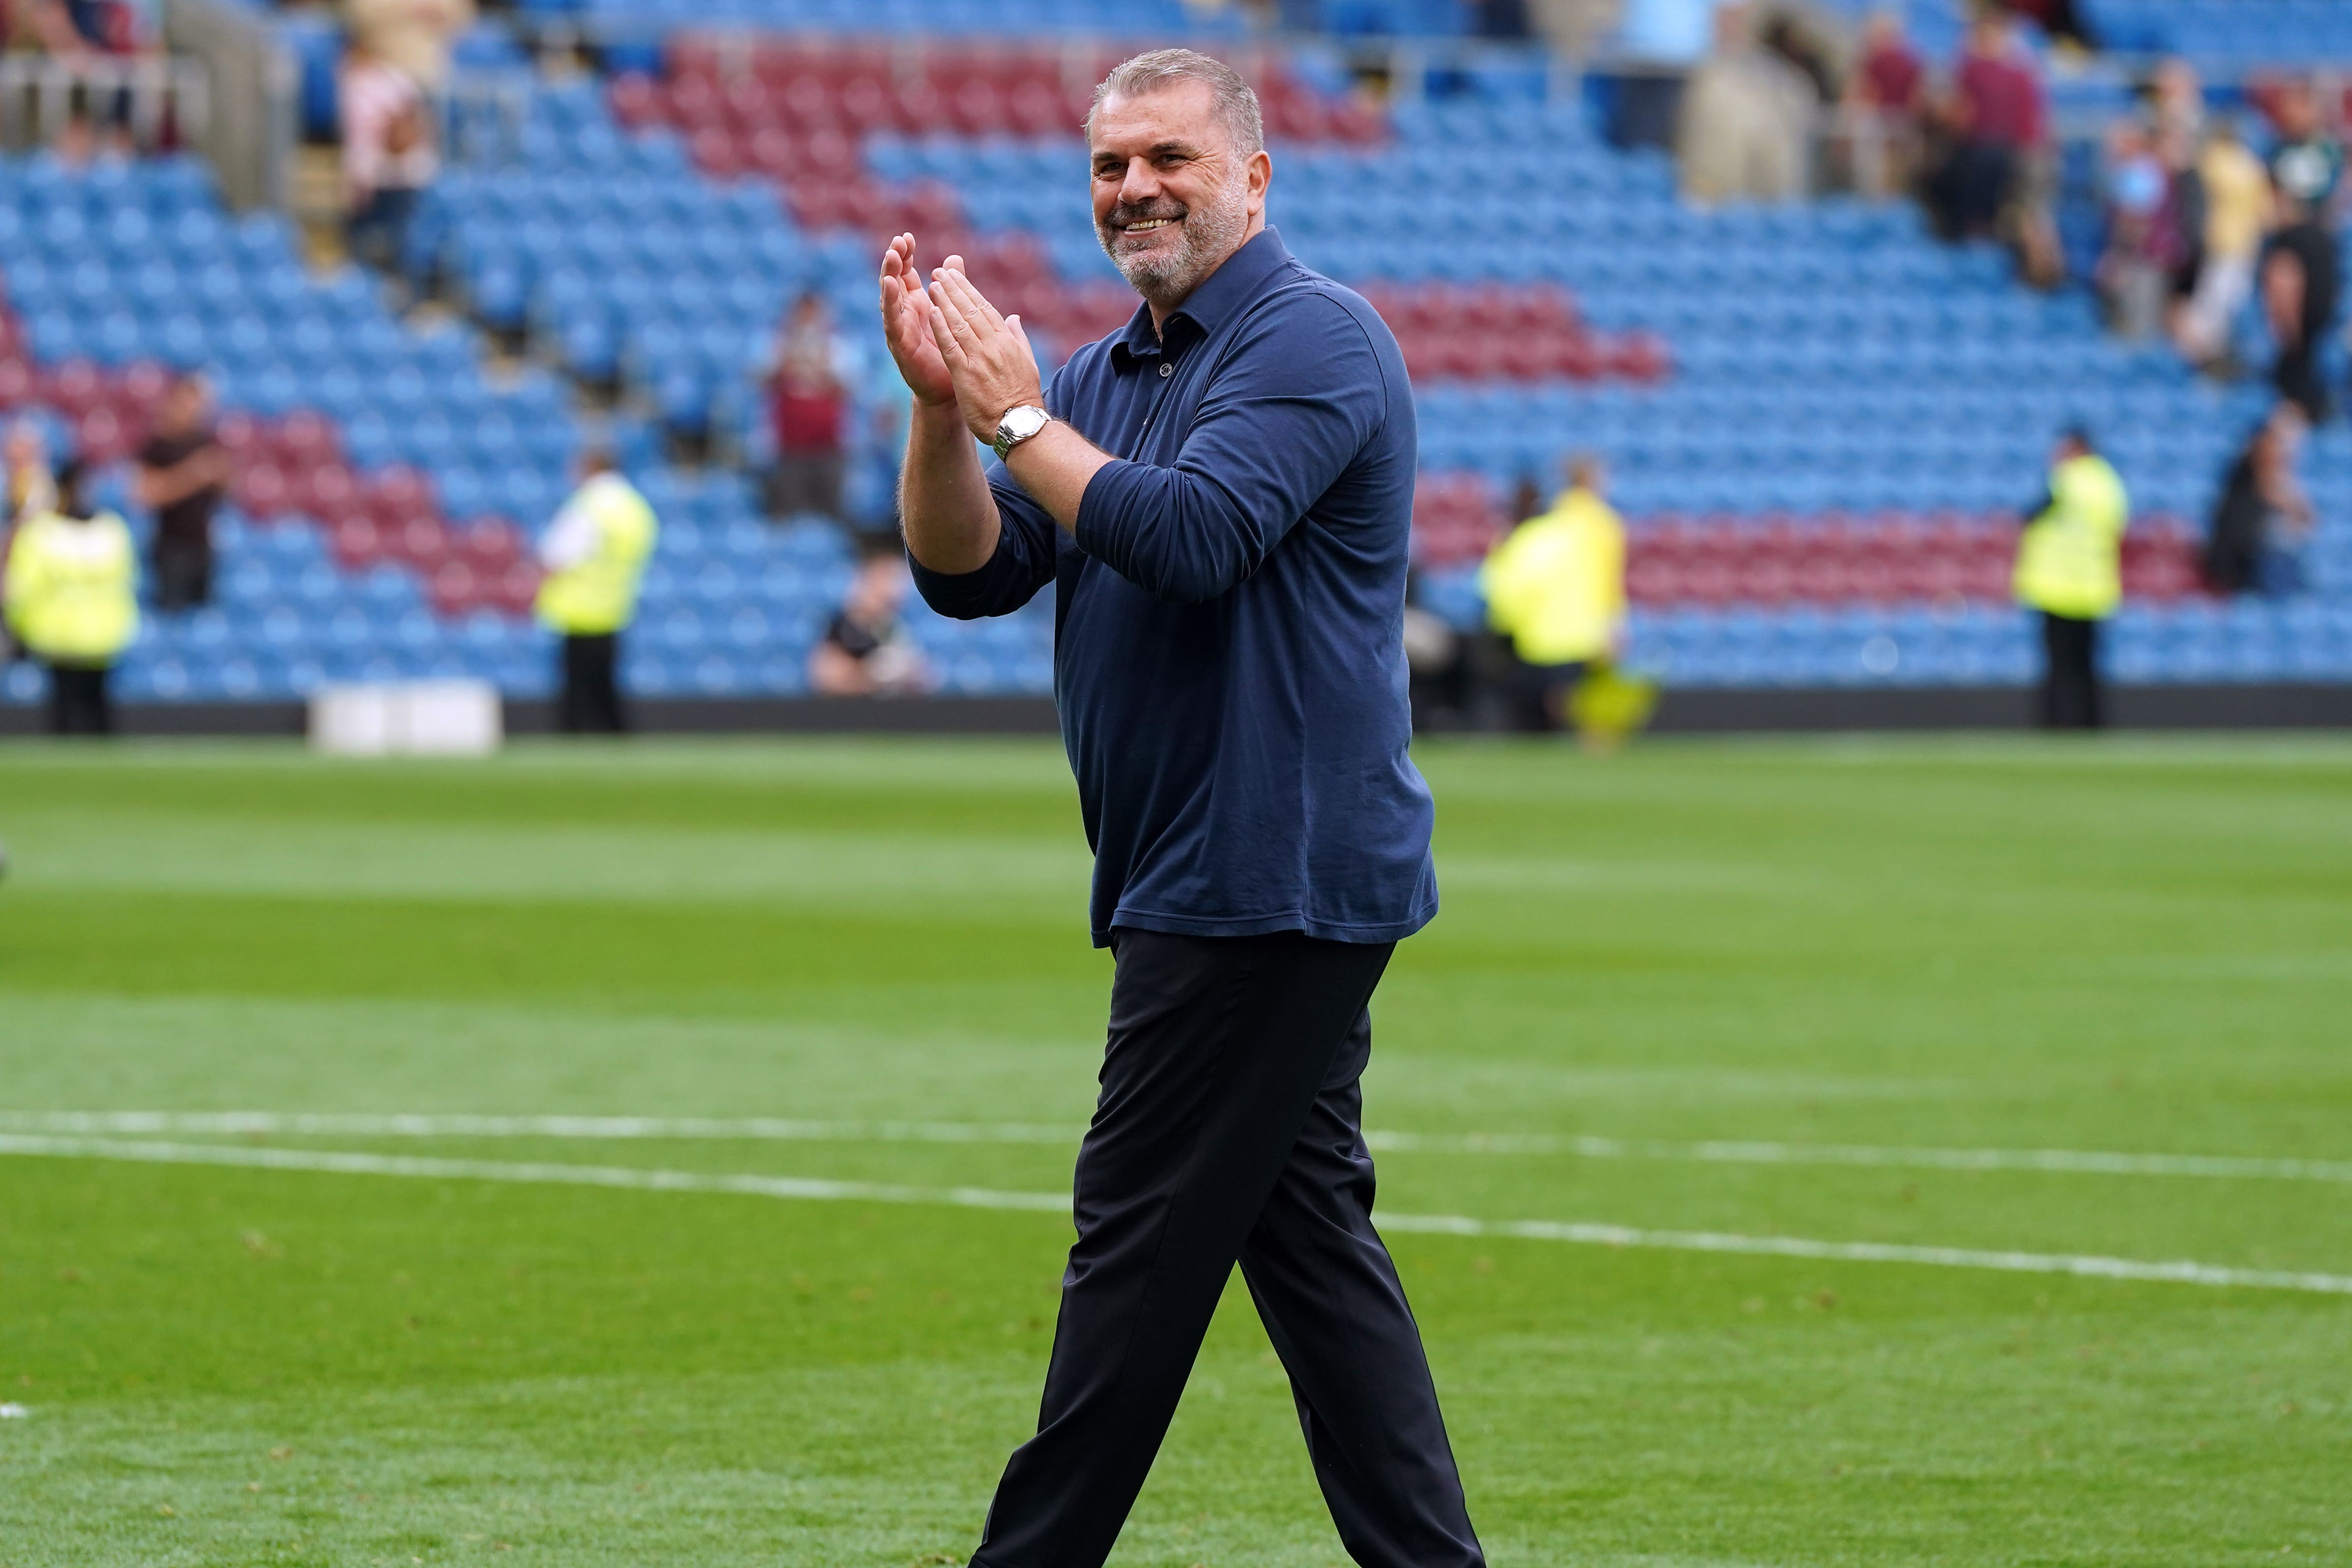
[970,929,1485,1568]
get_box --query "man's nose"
[1117,157,1161,207]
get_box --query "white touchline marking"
[0,1134,1071,1213]
[4,1134,2349,1298]
[5,1112,2350,1184]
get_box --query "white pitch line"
[5,1111,2350,1184]
[3,1133,2348,1298]
[0,1134,1069,1214]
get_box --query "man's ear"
[1248,148,1273,213]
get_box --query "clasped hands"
[879,233,1044,445]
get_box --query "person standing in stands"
[135,372,228,611]
[2015,427,2128,730]
[881,48,1484,1568]
[762,293,851,524]
[2176,115,2273,373]
[339,35,437,275]
[2203,403,2313,596]
[1479,455,1627,733]
[2260,82,2342,423]
[808,544,934,695]
[535,449,656,734]
[1930,7,2061,284]
[4,416,56,524]
[3,459,138,735]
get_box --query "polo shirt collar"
[1109,226,1293,366]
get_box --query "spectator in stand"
[1478,455,1627,733]
[345,0,474,92]
[339,36,437,275]
[26,0,153,155]
[2097,119,2186,341]
[2261,83,2343,423]
[809,545,933,696]
[2005,0,2093,48]
[2014,427,2128,730]
[5,416,56,525]
[1929,7,2060,284]
[3,458,138,735]
[535,449,657,734]
[135,371,228,612]
[1845,8,1926,197]
[2203,404,2313,596]
[1680,1,1816,204]
[2148,56,2203,146]
[763,293,851,524]
[2176,116,2273,372]
[1609,0,1715,152]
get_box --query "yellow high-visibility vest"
[535,473,658,636]
[2015,453,2129,620]
[3,508,138,664]
[1479,487,1627,665]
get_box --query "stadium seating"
[8,6,2352,712]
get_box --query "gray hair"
[1085,48,1265,157]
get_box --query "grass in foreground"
[0,734,2347,1567]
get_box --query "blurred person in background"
[1479,455,1627,733]
[135,371,227,612]
[6,416,57,524]
[808,544,933,696]
[26,0,155,157]
[2176,116,2273,372]
[345,0,473,92]
[2261,83,2342,423]
[1844,8,1926,197]
[0,418,52,666]
[1608,0,1714,151]
[2096,119,2188,341]
[339,34,437,275]
[2014,426,2128,729]
[1679,1,1816,204]
[535,449,656,734]
[2202,403,2313,596]
[762,293,851,523]
[3,458,138,735]
[1929,7,2060,283]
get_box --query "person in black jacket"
[2203,404,2312,595]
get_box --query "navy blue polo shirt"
[911,227,1435,948]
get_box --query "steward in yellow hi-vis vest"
[536,453,657,733]
[1479,457,1628,732]
[2015,428,2129,729]
[2,460,137,735]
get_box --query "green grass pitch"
[0,733,2348,1567]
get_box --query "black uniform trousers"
[2037,612,2102,730]
[45,661,113,735]
[971,928,1484,1568]
[557,632,625,733]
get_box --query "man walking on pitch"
[879,48,1483,1568]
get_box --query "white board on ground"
[310,680,502,757]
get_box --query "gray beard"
[1097,181,1251,311]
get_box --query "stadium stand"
[4,5,2352,720]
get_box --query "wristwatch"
[992,404,1052,461]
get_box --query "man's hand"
[924,267,1046,445]
[879,234,958,409]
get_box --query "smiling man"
[878,48,1483,1568]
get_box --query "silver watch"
[991,404,1052,461]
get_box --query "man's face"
[1089,80,1267,309]
[162,381,207,433]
